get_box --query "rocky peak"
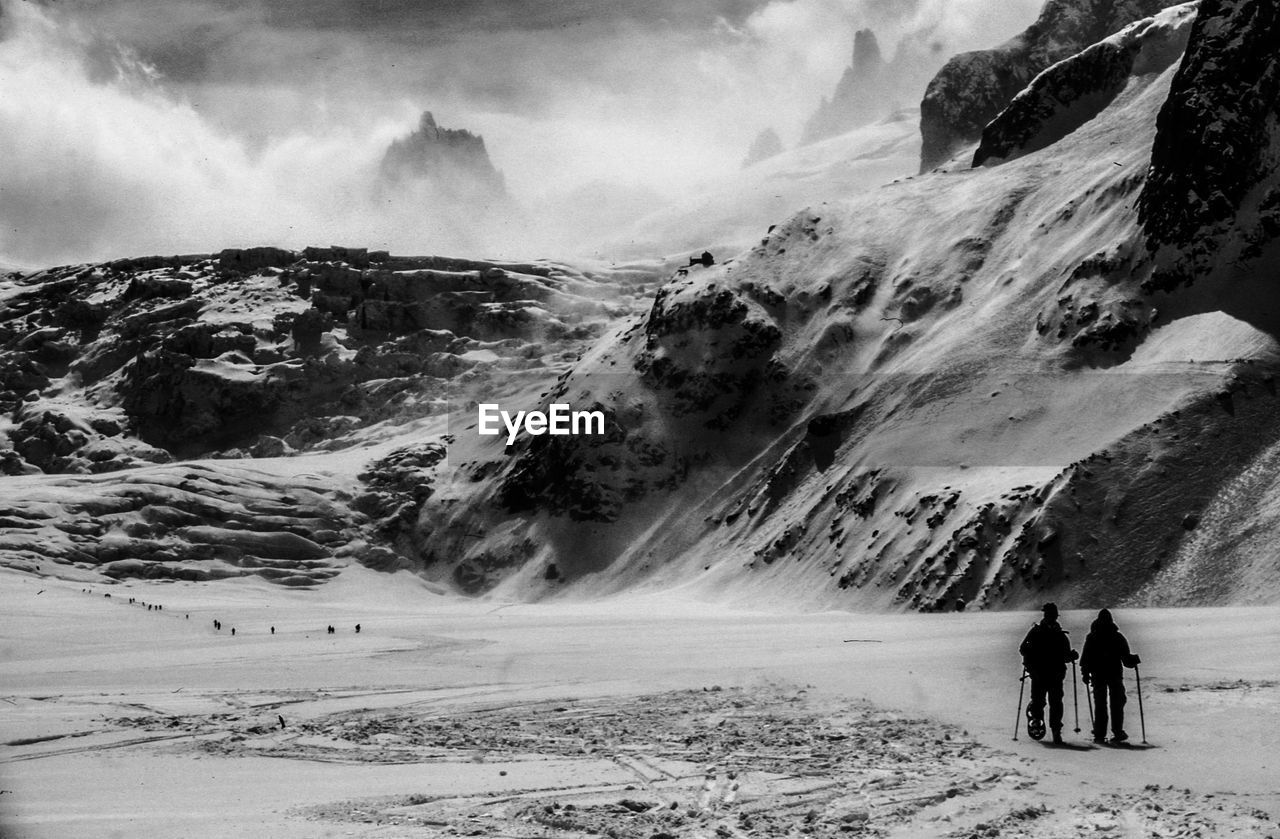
[919,0,1176,171]
[851,29,884,75]
[800,28,890,145]
[378,110,507,199]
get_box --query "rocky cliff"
[1137,0,1280,292]
[974,3,1196,167]
[919,0,1176,171]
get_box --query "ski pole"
[1084,676,1094,730]
[1135,663,1147,744]
[1071,660,1080,733]
[1013,668,1027,741]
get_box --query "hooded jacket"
[1080,609,1137,683]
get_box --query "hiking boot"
[1092,734,1106,744]
[1052,731,1063,745]
[1112,731,1129,743]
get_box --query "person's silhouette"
[1019,603,1078,743]
[1080,608,1139,743]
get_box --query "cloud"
[1,0,1049,266]
[0,1,533,264]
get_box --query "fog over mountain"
[0,0,1043,266]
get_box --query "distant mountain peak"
[799,27,940,146]
[741,127,784,168]
[378,110,507,199]
[851,28,883,74]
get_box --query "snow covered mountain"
[3,0,1278,609]
[411,0,1280,609]
[920,0,1179,172]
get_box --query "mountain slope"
[408,0,1280,610]
[920,0,1178,171]
[5,0,1280,611]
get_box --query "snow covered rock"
[974,3,1197,167]
[920,0,1177,171]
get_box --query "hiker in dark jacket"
[1019,602,1077,743]
[1080,608,1139,743]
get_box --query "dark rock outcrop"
[1137,0,1280,287]
[974,4,1196,166]
[218,247,297,274]
[920,0,1176,171]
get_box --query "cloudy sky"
[0,0,1043,265]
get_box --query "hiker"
[1080,608,1140,744]
[355,624,361,634]
[1019,602,1077,744]
[687,250,715,268]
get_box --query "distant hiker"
[687,250,715,268]
[1080,608,1140,744]
[1019,602,1078,744]
[355,624,361,634]
[278,714,286,730]
[231,627,236,636]
[270,626,275,635]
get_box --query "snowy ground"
[1,568,1277,838]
